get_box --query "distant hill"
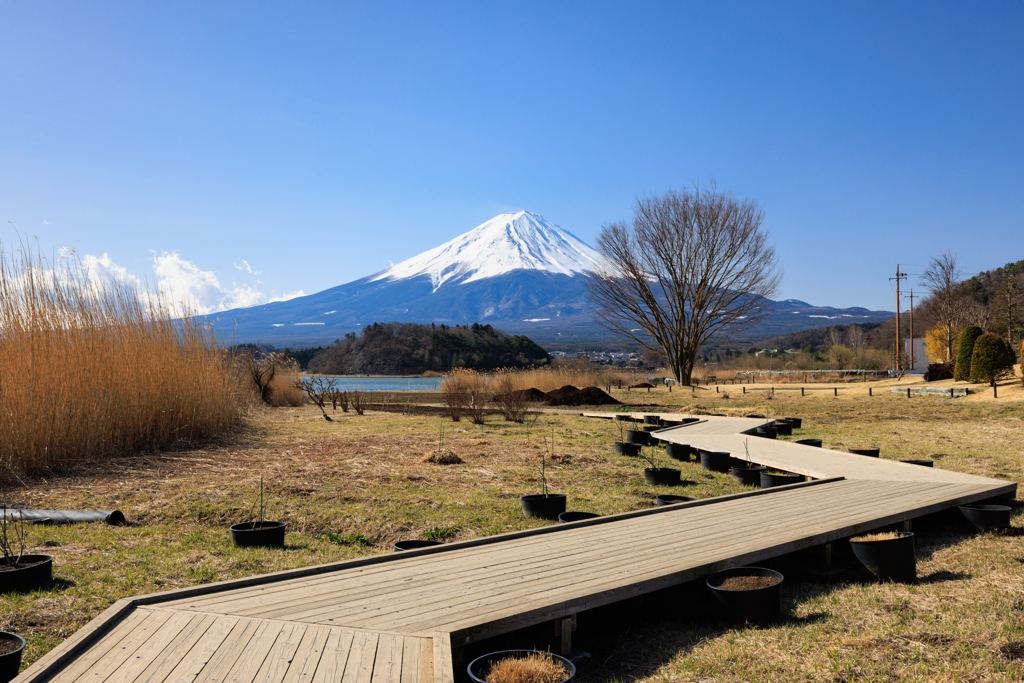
[197,211,893,348]
[306,321,550,375]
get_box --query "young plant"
[639,442,660,471]
[539,429,557,496]
[246,476,272,526]
[0,505,27,566]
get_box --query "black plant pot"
[393,540,442,552]
[666,443,691,462]
[699,450,732,473]
[755,426,777,439]
[0,555,53,594]
[613,442,641,456]
[520,494,567,519]
[850,531,916,583]
[681,417,700,424]
[614,414,633,421]
[661,419,683,427]
[848,447,880,457]
[656,494,693,506]
[0,632,25,683]
[731,465,767,486]
[795,438,822,448]
[760,471,803,488]
[644,467,681,486]
[626,429,651,446]
[773,421,793,436]
[900,459,933,467]
[643,415,662,425]
[706,566,784,626]
[467,650,576,683]
[230,522,286,548]
[783,417,802,429]
[558,511,600,524]
[959,504,1012,532]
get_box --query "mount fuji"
[202,211,893,348]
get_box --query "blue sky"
[1,1,1021,313]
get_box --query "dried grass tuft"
[422,450,463,465]
[852,531,904,541]
[484,652,567,683]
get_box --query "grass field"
[1,377,1022,682]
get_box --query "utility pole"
[904,289,916,371]
[890,265,908,375]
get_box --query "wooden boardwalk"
[17,416,1015,683]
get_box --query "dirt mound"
[629,382,655,389]
[491,387,549,403]
[547,386,620,406]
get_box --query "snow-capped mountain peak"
[371,211,604,291]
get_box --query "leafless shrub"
[350,390,365,415]
[297,376,336,421]
[495,369,527,423]
[441,369,469,421]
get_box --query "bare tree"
[920,252,973,362]
[588,185,781,385]
[297,376,336,421]
[239,351,286,404]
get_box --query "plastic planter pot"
[613,442,641,456]
[666,443,691,461]
[699,450,732,473]
[959,504,1012,532]
[558,511,600,524]
[850,531,916,583]
[230,522,286,548]
[643,415,662,425]
[848,447,880,457]
[467,650,576,683]
[731,464,766,486]
[661,419,683,427]
[0,554,53,593]
[681,417,700,424]
[644,467,681,486]
[626,430,651,446]
[393,540,442,552]
[900,459,933,467]
[795,438,822,448]
[782,417,802,429]
[0,632,25,683]
[755,426,777,439]
[613,414,633,422]
[773,421,793,436]
[706,566,784,626]
[760,471,803,488]
[520,494,567,519]
[656,494,693,506]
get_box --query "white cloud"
[234,259,262,275]
[80,252,141,292]
[152,251,266,315]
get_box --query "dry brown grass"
[265,370,305,407]
[853,531,905,542]
[484,652,567,683]
[0,241,245,479]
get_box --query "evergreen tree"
[969,333,1016,384]
[953,325,983,381]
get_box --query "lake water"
[305,375,441,392]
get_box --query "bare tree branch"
[588,184,781,384]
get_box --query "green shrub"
[953,325,983,381]
[969,333,1016,384]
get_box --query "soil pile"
[715,575,780,590]
[546,385,620,406]
[491,387,549,403]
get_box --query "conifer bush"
[969,333,1016,384]
[953,325,983,381]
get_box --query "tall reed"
[0,242,244,479]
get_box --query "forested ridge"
[306,321,550,375]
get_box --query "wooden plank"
[277,626,330,683]
[339,631,378,683]
[42,608,152,683]
[251,622,306,683]
[161,617,240,683]
[308,629,355,683]
[369,634,404,683]
[133,613,218,683]
[432,634,453,683]
[197,619,270,683]
[85,611,199,683]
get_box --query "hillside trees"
[307,322,550,375]
[588,184,781,385]
[920,252,973,362]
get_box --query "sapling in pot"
[613,420,641,456]
[230,477,287,548]
[520,430,566,519]
[0,505,53,593]
[640,443,681,487]
[730,439,766,487]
